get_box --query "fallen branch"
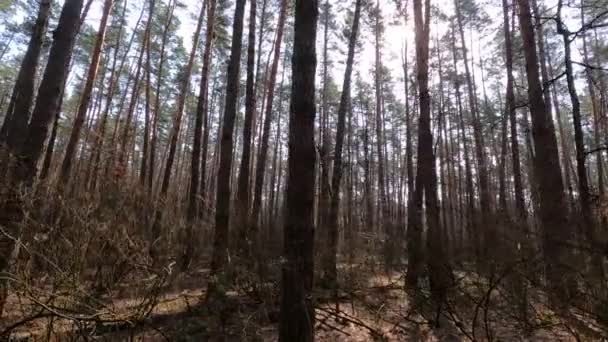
[316,305,386,340]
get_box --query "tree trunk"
[116,36,146,178]
[373,0,392,269]
[409,0,452,309]
[1,0,52,153]
[40,102,61,181]
[450,22,475,263]
[502,0,526,222]
[402,9,414,219]
[1,0,84,317]
[59,0,114,187]
[581,8,604,196]
[278,0,318,340]
[89,0,138,190]
[208,0,248,289]
[160,2,206,196]
[321,0,362,288]
[251,0,287,256]
[556,0,603,282]
[140,0,156,187]
[454,0,490,267]
[516,0,574,304]
[234,0,257,258]
[183,0,217,269]
[150,0,177,192]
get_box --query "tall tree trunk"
[160,2,206,196]
[402,10,414,216]
[1,0,52,153]
[150,0,177,192]
[321,0,361,287]
[556,0,603,282]
[318,0,331,281]
[90,0,138,190]
[251,0,287,259]
[581,8,604,196]
[1,0,84,317]
[268,60,286,251]
[592,30,607,196]
[208,0,247,290]
[435,34,451,256]
[183,0,217,269]
[502,0,526,222]
[17,0,84,184]
[546,48,575,205]
[530,0,553,117]
[373,0,391,268]
[40,103,61,181]
[116,34,146,179]
[362,99,374,232]
[235,0,257,257]
[140,0,156,187]
[450,22,475,263]
[516,0,574,304]
[454,0,490,267]
[408,0,452,309]
[59,0,114,187]
[278,0,318,339]
[498,92,508,215]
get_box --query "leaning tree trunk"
[1,0,84,317]
[150,0,176,192]
[1,0,52,155]
[140,0,156,187]
[159,2,206,196]
[59,0,114,187]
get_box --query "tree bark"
[1,0,52,153]
[1,0,84,317]
[516,0,574,304]
[183,0,217,269]
[140,0,156,187]
[159,2,206,196]
[251,0,287,255]
[208,0,247,286]
[59,0,114,187]
[454,0,490,267]
[278,0,318,340]
[321,0,362,287]
[450,22,475,263]
[234,0,257,257]
[502,0,526,222]
[556,0,603,282]
[150,0,177,192]
[408,0,453,307]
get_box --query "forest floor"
[2,258,597,341]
